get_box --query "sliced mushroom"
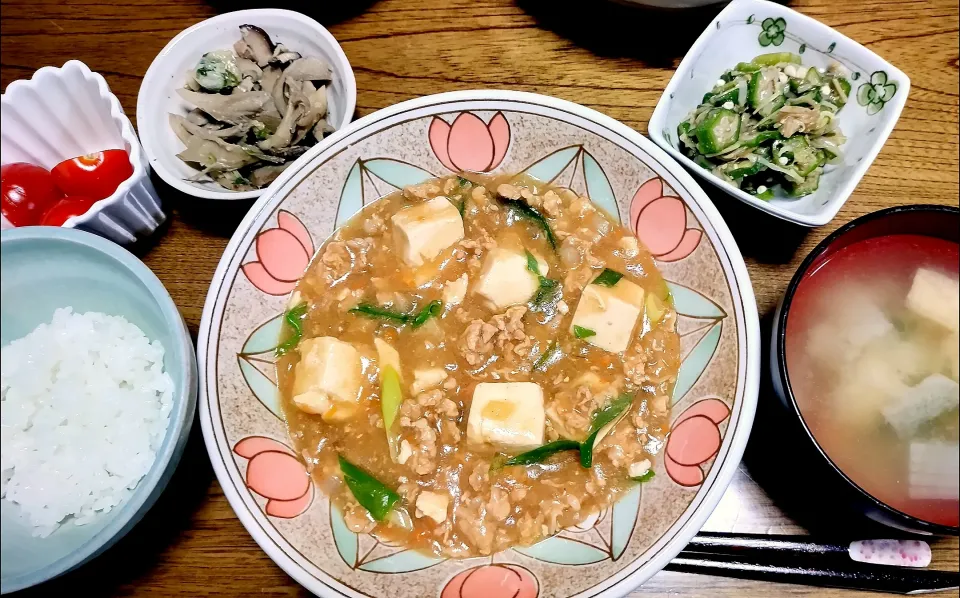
[177,136,256,172]
[259,65,283,97]
[282,57,333,83]
[177,88,275,124]
[185,108,210,126]
[249,163,291,188]
[232,76,257,94]
[171,114,249,141]
[214,170,256,191]
[272,44,301,64]
[238,24,275,67]
[257,103,301,151]
[234,57,263,82]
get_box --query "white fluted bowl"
[1,61,164,244]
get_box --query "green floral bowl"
[197,91,760,598]
[649,0,910,227]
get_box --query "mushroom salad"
[170,25,336,191]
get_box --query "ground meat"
[623,343,650,385]
[487,486,511,522]
[496,183,521,200]
[408,419,438,475]
[490,306,529,355]
[650,394,669,416]
[459,319,499,366]
[362,213,385,235]
[455,501,496,555]
[442,177,458,194]
[541,189,562,217]
[564,265,596,292]
[343,500,377,533]
[346,237,375,269]
[403,182,441,200]
[468,461,490,492]
[321,241,351,280]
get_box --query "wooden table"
[2,0,958,595]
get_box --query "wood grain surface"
[2,0,958,596]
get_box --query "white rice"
[0,308,173,537]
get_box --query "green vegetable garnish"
[573,325,596,339]
[349,300,442,329]
[631,470,656,483]
[525,250,541,275]
[380,365,402,431]
[497,195,557,249]
[580,393,634,468]
[275,302,308,356]
[499,440,581,468]
[592,268,623,287]
[533,341,562,371]
[457,176,470,187]
[193,50,242,92]
[338,455,400,522]
[678,53,849,199]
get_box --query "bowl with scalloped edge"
[649,0,910,227]
[197,90,760,597]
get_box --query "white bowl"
[1,61,165,244]
[649,0,910,227]
[137,9,357,201]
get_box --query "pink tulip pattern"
[630,178,702,262]
[442,564,539,598]
[429,112,510,173]
[664,398,731,487]
[241,210,315,295]
[234,436,314,518]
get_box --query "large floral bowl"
[197,91,760,598]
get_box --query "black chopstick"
[667,553,959,595]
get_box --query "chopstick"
[667,554,959,594]
[666,532,959,594]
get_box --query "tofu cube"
[473,248,548,310]
[570,278,646,353]
[442,274,469,306]
[292,337,362,421]
[391,197,464,267]
[909,442,960,501]
[906,268,960,332]
[415,490,449,523]
[467,382,545,452]
[410,368,448,396]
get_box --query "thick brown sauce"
[278,174,680,557]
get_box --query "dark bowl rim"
[775,204,960,536]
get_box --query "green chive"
[496,195,557,249]
[457,176,470,187]
[524,250,541,276]
[348,300,443,328]
[631,470,656,483]
[592,268,623,287]
[275,302,308,356]
[500,440,581,468]
[533,341,562,371]
[410,300,442,328]
[573,325,596,339]
[580,393,634,468]
[338,455,400,522]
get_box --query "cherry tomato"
[52,149,133,200]
[40,196,98,226]
[1,162,64,226]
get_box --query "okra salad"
[678,52,851,199]
[275,173,680,557]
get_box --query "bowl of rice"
[0,226,197,593]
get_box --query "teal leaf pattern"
[363,159,435,190]
[758,17,786,47]
[522,145,580,183]
[672,321,723,405]
[238,357,282,419]
[336,160,363,228]
[242,313,284,354]
[358,549,445,573]
[611,484,642,560]
[581,150,621,223]
[238,314,284,419]
[827,41,836,53]
[330,503,359,568]
[514,536,609,565]
[668,282,726,319]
